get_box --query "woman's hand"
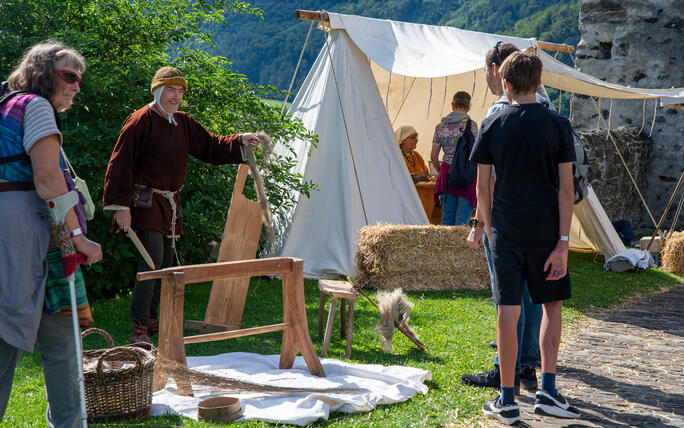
[240,133,260,149]
[73,235,103,264]
[114,209,131,232]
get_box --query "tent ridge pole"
[294,10,574,54]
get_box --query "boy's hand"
[543,241,569,281]
[467,227,483,249]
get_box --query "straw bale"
[661,231,684,276]
[355,224,489,290]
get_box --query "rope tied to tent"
[320,11,369,225]
[385,71,392,113]
[607,98,613,132]
[426,78,433,119]
[649,98,657,137]
[666,178,684,242]
[440,75,448,117]
[639,98,647,134]
[392,77,416,126]
[588,96,663,236]
[569,93,574,121]
[471,70,477,105]
[281,20,315,117]
[645,171,684,252]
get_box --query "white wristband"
[559,235,569,242]
[70,227,83,238]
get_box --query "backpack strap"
[0,152,30,165]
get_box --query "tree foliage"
[0,0,318,297]
[204,0,581,93]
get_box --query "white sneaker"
[482,396,521,425]
[534,389,581,419]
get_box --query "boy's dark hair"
[499,51,543,95]
[485,41,518,67]
[452,91,471,109]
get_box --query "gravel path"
[487,284,684,427]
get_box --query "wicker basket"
[81,328,155,423]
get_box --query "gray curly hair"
[7,41,86,100]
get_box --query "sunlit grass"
[2,251,680,427]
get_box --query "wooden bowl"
[197,396,242,423]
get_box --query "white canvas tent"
[271,12,684,278]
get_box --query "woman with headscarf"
[395,125,429,176]
[0,41,102,427]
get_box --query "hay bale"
[354,224,489,290]
[661,231,684,275]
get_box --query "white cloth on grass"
[604,249,656,272]
[151,352,431,426]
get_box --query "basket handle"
[82,328,114,348]
[95,346,147,379]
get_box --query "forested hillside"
[204,0,581,93]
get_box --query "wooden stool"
[317,280,359,359]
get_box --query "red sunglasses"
[57,70,81,84]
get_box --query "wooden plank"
[295,9,575,54]
[183,323,289,344]
[136,257,296,283]
[154,273,193,396]
[295,9,328,22]
[205,164,263,327]
[183,320,239,334]
[537,41,575,54]
[282,260,325,377]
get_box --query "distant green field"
[262,98,291,111]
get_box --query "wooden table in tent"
[414,181,441,224]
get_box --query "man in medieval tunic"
[103,67,260,344]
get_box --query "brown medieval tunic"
[103,104,244,236]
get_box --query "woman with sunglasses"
[0,41,102,428]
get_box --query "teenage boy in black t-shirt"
[469,51,580,425]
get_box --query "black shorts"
[490,240,571,305]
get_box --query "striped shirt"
[0,95,61,183]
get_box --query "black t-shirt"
[469,103,576,248]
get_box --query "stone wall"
[577,127,653,228]
[571,0,683,231]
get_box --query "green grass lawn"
[2,252,681,427]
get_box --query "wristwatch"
[559,235,569,242]
[469,218,483,228]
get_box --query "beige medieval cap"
[150,66,187,93]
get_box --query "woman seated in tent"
[395,125,430,182]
